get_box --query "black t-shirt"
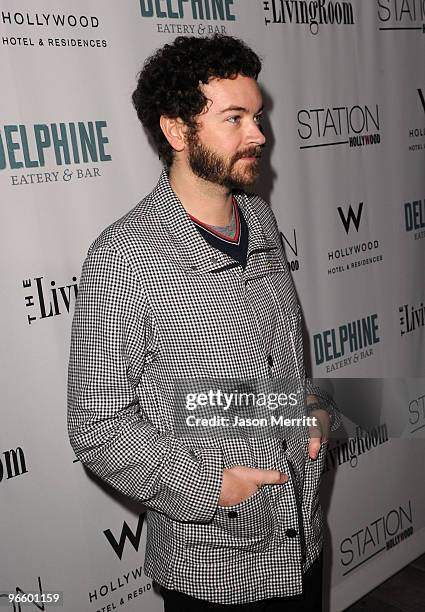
[189,196,249,270]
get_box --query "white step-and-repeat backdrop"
[1,1,424,611]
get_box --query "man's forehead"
[200,75,262,113]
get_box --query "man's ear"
[159,116,187,152]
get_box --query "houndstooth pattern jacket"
[67,169,339,604]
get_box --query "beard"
[186,129,263,190]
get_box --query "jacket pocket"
[183,488,275,554]
[214,488,274,541]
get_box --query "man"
[68,35,339,611]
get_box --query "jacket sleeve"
[305,379,341,432]
[67,244,223,522]
[253,193,341,433]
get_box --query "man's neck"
[168,163,234,227]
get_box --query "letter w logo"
[338,203,364,234]
[103,513,145,560]
[418,89,425,114]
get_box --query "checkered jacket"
[67,169,339,604]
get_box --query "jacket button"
[227,511,238,518]
[282,439,287,452]
[267,355,273,367]
[285,528,298,538]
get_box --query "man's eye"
[227,116,241,124]
[254,114,263,124]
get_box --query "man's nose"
[246,120,266,147]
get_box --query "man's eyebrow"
[218,105,264,114]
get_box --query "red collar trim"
[188,197,240,243]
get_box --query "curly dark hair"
[132,34,262,167]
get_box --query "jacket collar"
[151,168,278,275]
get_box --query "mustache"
[233,146,264,162]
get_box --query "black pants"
[160,552,323,612]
